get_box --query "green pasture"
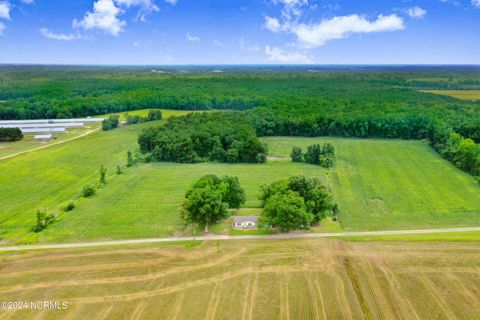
[1,124,480,244]
[40,161,325,242]
[263,136,480,231]
[0,110,204,242]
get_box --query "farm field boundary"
[1,226,480,252]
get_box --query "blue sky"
[0,0,479,64]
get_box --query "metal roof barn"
[21,128,67,134]
[0,123,84,129]
[0,118,104,125]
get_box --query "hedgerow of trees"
[125,110,162,124]
[138,112,268,163]
[291,143,336,168]
[182,174,246,232]
[260,176,336,232]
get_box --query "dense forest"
[138,112,267,163]
[0,65,478,177]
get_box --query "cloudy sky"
[0,0,479,64]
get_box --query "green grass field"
[1,123,479,244]
[421,89,480,100]
[40,161,325,242]
[0,110,208,243]
[0,123,101,159]
[264,137,480,231]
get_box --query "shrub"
[64,201,75,212]
[99,165,107,184]
[147,110,162,121]
[82,184,96,198]
[102,115,120,131]
[127,150,135,167]
[31,210,55,233]
[290,146,303,162]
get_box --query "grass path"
[1,226,480,252]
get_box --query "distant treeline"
[138,112,267,163]
[0,68,479,141]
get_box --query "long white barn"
[0,118,104,125]
[0,123,84,129]
[21,128,67,134]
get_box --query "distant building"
[0,123,84,129]
[232,215,260,229]
[21,128,67,134]
[0,118,104,125]
[33,134,53,141]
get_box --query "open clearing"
[0,239,479,319]
[420,90,480,100]
[0,110,207,242]
[0,123,101,159]
[1,130,479,243]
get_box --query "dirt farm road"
[1,227,479,252]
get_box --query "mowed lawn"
[263,137,480,231]
[421,89,480,100]
[1,239,480,320]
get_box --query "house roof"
[232,215,260,223]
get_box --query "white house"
[232,215,259,229]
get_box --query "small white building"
[232,215,260,229]
[33,134,53,141]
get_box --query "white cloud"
[272,0,309,19]
[21,0,35,4]
[40,28,80,41]
[116,0,159,21]
[164,0,177,4]
[291,14,405,48]
[265,45,311,63]
[73,0,126,36]
[0,1,11,20]
[264,15,282,33]
[186,33,200,42]
[406,6,427,19]
[472,0,480,8]
[0,21,5,35]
